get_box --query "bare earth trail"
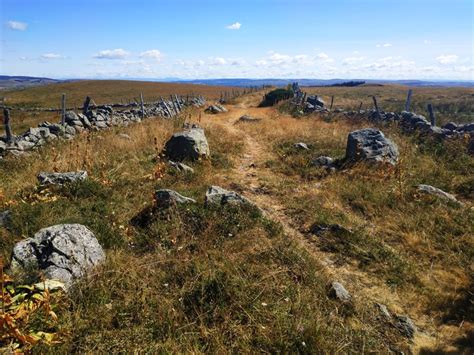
[200,94,443,353]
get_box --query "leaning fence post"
[140,92,145,118]
[330,96,334,111]
[405,89,413,111]
[427,103,436,126]
[372,96,381,119]
[3,108,14,143]
[358,102,363,114]
[60,93,66,124]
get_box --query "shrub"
[259,88,294,107]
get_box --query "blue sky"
[1,0,473,80]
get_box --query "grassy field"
[303,84,474,125]
[0,80,241,132]
[0,88,473,353]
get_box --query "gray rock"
[169,160,194,173]
[329,282,352,302]
[64,125,76,136]
[309,223,351,236]
[205,185,252,206]
[155,189,196,208]
[205,104,228,114]
[442,122,458,131]
[376,303,392,320]
[237,115,261,123]
[307,95,325,107]
[64,111,79,124]
[395,315,417,339]
[38,171,88,186]
[417,184,461,205]
[77,113,92,129]
[345,128,399,166]
[164,127,210,161]
[294,142,309,150]
[312,156,335,168]
[0,140,6,153]
[118,133,131,140]
[10,224,105,288]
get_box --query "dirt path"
[201,94,441,353]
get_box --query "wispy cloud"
[41,53,65,59]
[376,43,393,48]
[94,48,130,59]
[140,49,162,62]
[6,20,28,31]
[436,54,458,64]
[226,22,241,30]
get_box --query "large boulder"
[345,128,399,166]
[164,128,210,161]
[205,104,228,114]
[10,224,105,288]
[37,171,88,186]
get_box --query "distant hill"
[176,78,474,88]
[0,75,64,90]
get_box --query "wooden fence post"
[427,103,436,126]
[405,89,413,112]
[61,93,66,124]
[140,93,145,118]
[372,96,381,119]
[3,108,14,143]
[82,96,92,116]
[330,96,334,111]
[358,102,363,114]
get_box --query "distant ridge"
[0,75,64,90]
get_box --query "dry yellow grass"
[1,90,472,353]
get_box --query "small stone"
[395,315,417,339]
[237,114,261,123]
[329,282,352,303]
[154,189,196,208]
[376,303,392,320]
[0,210,11,228]
[294,142,309,150]
[118,133,131,140]
[309,223,351,236]
[169,161,194,173]
[417,184,461,205]
[38,171,88,186]
[205,185,253,207]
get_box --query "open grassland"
[303,84,474,125]
[1,80,240,133]
[1,90,472,353]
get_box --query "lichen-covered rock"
[155,189,196,208]
[205,104,227,114]
[345,128,399,166]
[329,282,352,303]
[205,186,252,206]
[417,184,462,205]
[10,224,105,288]
[395,315,417,339]
[164,128,210,161]
[169,161,194,173]
[37,171,88,186]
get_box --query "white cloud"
[226,22,241,30]
[315,52,334,63]
[6,21,27,31]
[342,56,366,65]
[376,43,392,48]
[41,53,65,59]
[94,48,130,59]
[140,49,162,62]
[212,57,227,65]
[436,54,458,64]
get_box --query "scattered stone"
[154,189,196,208]
[395,315,417,339]
[307,95,325,108]
[118,133,131,140]
[237,114,261,123]
[10,224,105,288]
[309,223,351,236]
[169,160,194,173]
[205,185,252,206]
[205,104,228,114]
[376,303,392,320]
[164,127,210,161]
[37,171,88,186]
[312,156,335,169]
[329,282,352,302]
[345,128,399,166]
[294,142,309,150]
[417,184,461,205]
